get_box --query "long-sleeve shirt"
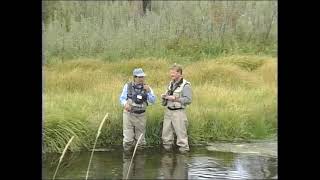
[119,83,156,107]
[178,84,192,106]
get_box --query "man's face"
[170,69,181,81]
[134,76,145,84]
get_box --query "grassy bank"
[43,55,277,153]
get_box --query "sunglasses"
[134,76,144,78]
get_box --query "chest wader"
[123,82,149,151]
[162,79,191,152]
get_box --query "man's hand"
[143,84,151,92]
[165,95,176,101]
[124,102,131,111]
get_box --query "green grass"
[43,55,277,153]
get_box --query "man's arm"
[147,87,156,104]
[177,84,192,105]
[119,83,128,107]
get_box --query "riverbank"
[43,55,277,153]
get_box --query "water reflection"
[232,154,278,179]
[188,151,277,179]
[42,151,82,178]
[122,151,147,179]
[158,153,188,179]
[42,147,277,179]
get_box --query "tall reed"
[85,112,109,180]
[52,136,74,180]
[43,1,277,63]
[125,133,143,180]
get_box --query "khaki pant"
[123,111,147,151]
[161,109,189,151]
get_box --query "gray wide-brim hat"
[133,68,146,77]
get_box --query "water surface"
[43,146,277,179]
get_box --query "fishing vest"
[127,82,148,113]
[166,79,190,109]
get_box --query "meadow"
[44,55,277,153]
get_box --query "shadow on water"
[42,146,277,179]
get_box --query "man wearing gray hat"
[119,68,156,152]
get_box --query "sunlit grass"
[44,55,277,152]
